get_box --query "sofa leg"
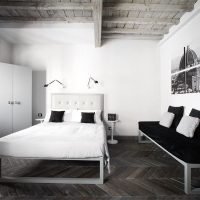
[138,130,151,144]
[138,130,142,143]
[0,158,1,178]
[184,164,191,194]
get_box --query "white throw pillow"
[176,116,200,138]
[159,112,175,128]
[63,110,72,122]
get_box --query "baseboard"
[107,136,137,141]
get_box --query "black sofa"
[139,121,200,164]
[138,107,200,194]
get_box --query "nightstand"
[108,120,119,144]
[35,118,44,124]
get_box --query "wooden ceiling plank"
[73,10,83,17]
[64,10,75,18]
[103,3,194,12]
[0,2,94,11]
[102,27,167,35]
[27,10,41,18]
[0,16,93,23]
[38,10,49,18]
[103,17,179,25]
[83,10,92,17]
[102,33,163,40]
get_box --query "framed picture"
[171,45,200,94]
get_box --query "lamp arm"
[55,80,65,86]
[90,77,95,82]
[87,77,98,89]
[44,79,65,88]
[87,77,91,88]
[48,80,56,85]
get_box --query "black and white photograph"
[171,45,200,94]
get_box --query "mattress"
[0,122,109,160]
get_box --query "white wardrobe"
[0,63,32,137]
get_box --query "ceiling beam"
[0,2,93,10]
[0,16,93,23]
[103,17,179,25]
[103,3,194,12]
[102,33,163,40]
[102,28,167,35]
[93,0,103,47]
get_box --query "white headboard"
[51,93,104,110]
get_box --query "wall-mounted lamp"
[44,80,65,88]
[87,76,98,89]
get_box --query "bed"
[0,93,109,184]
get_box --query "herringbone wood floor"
[0,137,200,200]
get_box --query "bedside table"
[35,118,44,124]
[108,120,119,144]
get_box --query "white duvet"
[0,122,110,163]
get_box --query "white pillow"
[78,110,102,123]
[159,112,175,128]
[63,110,72,122]
[94,110,102,123]
[71,110,81,122]
[44,110,51,122]
[176,116,200,138]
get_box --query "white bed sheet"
[0,122,109,160]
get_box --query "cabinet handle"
[15,101,21,105]
[8,101,21,105]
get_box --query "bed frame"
[139,130,200,194]
[0,93,105,185]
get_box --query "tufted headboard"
[51,93,104,110]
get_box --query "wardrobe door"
[13,65,32,132]
[0,63,13,137]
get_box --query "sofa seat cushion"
[139,121,200,164]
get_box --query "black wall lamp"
[87,76,98,89]
[44,80,65,88]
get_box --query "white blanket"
[0,122,110,164]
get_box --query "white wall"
[0,39,12,63]
[32,71,46,125]
[11,39,160,136]
[159,1,200,115]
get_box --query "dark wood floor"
[1,137,200,200]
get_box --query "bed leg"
[184,164,191,194]
[99,157,104,184]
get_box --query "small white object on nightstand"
[108,120,119,144]
[35,118,44,123]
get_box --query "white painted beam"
[103,3,194,12]
[94,0,103,47]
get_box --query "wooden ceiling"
[0,0,198,47]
